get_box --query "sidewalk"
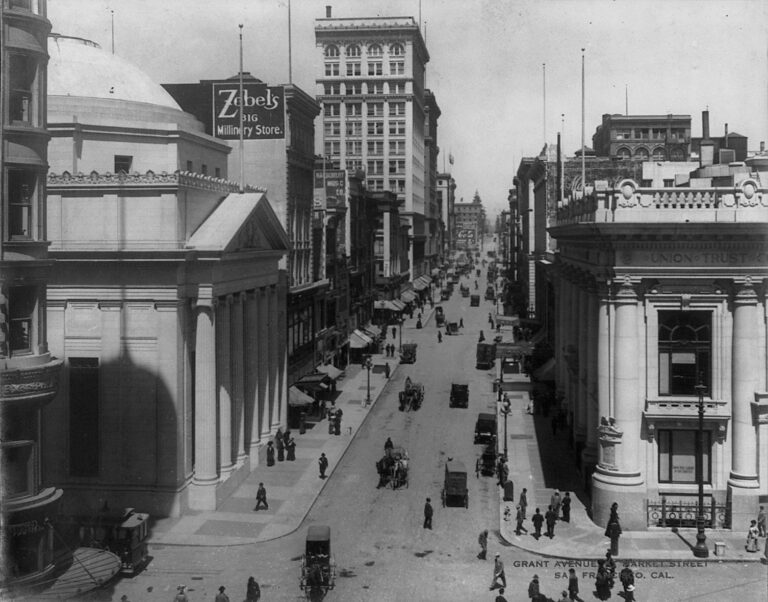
[149,310,431,547]
[495,388,766,563]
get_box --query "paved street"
[69,270,767,601]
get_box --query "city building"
[548,112,765,530]
[436,172,456,258]
[43,35,289,516]
[592,113,691,161]
[315,9,436,286]
[423,89,442,271]
[0,0,64,589]
[453,191,486,250]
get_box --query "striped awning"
[289,386,315,406]
[374,300,400,311]
[349,329,373,348]
[364,324,382,338]
[400,290,417,303]
[412,275,430,291]
[295,372,331,392]
[392,299,406,311]
[316,363,343,380]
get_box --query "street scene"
[2,0,768,601]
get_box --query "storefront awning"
[392,299,406,311]
[495,314,520,326]
[289,385,315,405]
[400,290,417,303]
[364,324,382,338]
[295,372,331,392]
[412,279,428,291]
[316,363,343,380]
[349,329,373,348]
[374,299,399,311]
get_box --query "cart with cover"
[441,288,451,301]
[445,321,459,335]
[450,383,469,408]
[435,305,445,327]
[442,459,469,507]
[300,525,336,597]
[470,294,480,307]
[485,285,495,301]
[460,284,470,297]
[376,445,409,488]
[399,342,417,364]
[476,443,497,477]
[399,376,424,411]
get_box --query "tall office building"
[315,9,434,284]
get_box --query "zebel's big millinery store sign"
[212,82,285,139]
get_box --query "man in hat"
[254,483,268,511]
[174,585,189,602]
[528,574,542,601]
[490,553,506,590]
[318,453,329,478]
[215,585,230,602]
[423,497,433,529]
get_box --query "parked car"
[474,412,497,444]
[450,383,469,408]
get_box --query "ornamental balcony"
[0,353,62,408]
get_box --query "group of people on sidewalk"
[512,488,572,540]
[164,576,261,602]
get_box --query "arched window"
[634,147,649,160]
[346,44,361,57]
[658,310,711,395]
[670,148,685,161]
[651,147,666,161]
[368,44,383,56]
[616,147,631,160]
[390,43,404,56]
[325,45,339,58]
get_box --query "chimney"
[700,109,714,167]
[326,5,332,17]
[761,141,765,152]
[702,110,710,139]
[724,123,729,147]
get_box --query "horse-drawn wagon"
[376,446,409,489]
[398,376,424,411]
[400,342,417,364]
[442,459,469,507]
[300,525,336,598]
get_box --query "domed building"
[42,35,290,519]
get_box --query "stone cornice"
[48,170,265,194]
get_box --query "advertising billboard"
[313,169,346,208]
[212,82,285,140]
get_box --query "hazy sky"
[49,0,768,217]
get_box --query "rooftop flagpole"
[239,24,245,193]
[288,0,293,84]
[581,48,585,197]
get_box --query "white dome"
[48,35,181,110]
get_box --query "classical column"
[592,281,644,529]
[245,291,260,465]
[576,283,588,446]
[217,296,233,477]
[258,287,270,440]
[582,285,599,467]
[230,293,247,464]
[728,283,760,524]
[274,284,287,430]
[190,299,218,510]
[267,286,278,430]
[596,289,611,428]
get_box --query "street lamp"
[398,316,404,352]
[500,396,511,459]
[693,379,709,558]
[364,355,373,407]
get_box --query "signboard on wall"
[212,82,285,139]
[313,169,346,208]
[457,228,476,245]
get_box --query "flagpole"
[288,0,293,84]
[239,24,245,193]
[581,48,585,198]
[542,63,546,147]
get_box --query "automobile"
[441,288,451,301]
[445,321,459,335]
[476,342,495,369]
[470,294,480,307]
[474,412,497,444]
[442,459,469,507]
[435,305,445,326]
[485,285,495,301]
[450,383,469,408]
[400,342,417,364]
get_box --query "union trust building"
[535,134,768,530]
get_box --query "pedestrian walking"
[515,505,528,536]
[437,331,442,343]
[532,508,544,539]
[384,362,391,378]
[459,317,464,328]
[215,585,230,602]
[550,489,562,517]
[120,596,129,602]
[266,441,275,467]
[604,551,616,583]
[561,492,571,522]
[545,505,557,538]
[528,574,543,602]
[619,564,635,595]
[275,429,285,461]
[245,576,260,601]
[757,506,767,537]
[594,560,611,601]
[479,330,485,342]
[423,497,433,529]
[489,553,506,590]
[318,453,329,478]
[605,506,622,555]
[567,568,581,601]
[478,528,488,560]
[494,587,508,602]
[174,585,189,602]
[519,488,528,519]
[254,483,268,511]
[747,519,760,552]
[488,312,493,325]
[286,436,296,461]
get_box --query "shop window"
[114,155,133,174]
[9,54,37,124]
[7,169,36,239]
[0,442,34,497]
[658,429,711,484]
[658,310,710,395]
[69,358,100,477]
[9,286,36,354]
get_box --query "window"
[9,54,36,124]
[368,62,382,76]
[346,62,361,76]
[390,82,406,94]
[389,140,406,155]
[670,148,685,161]
[390,43,404,56]
[658,430,711,484]
[368,44,383,57]
[390,61,405,75]
[114,155,133,174]
[346,82,362,95]
[663,179,674,187]
[324,103,340,117]
[367,140,383,156]
[201,164,207,175]
[324,62,339,76]
[616,147,631,160]
[641,179,653,187]
[346,140,362,156]
[324,83,340,95]
[615,130,631,140]
[186,160,193,171]
[389,121,406,136]
[389,102,405,117]
[634,147,649,160]
[389,179,406,193]
[389,159,405,174]
[324,121,340,136]
[215,167,221,178]
[367,121,384,136]
[325,45,339,57]
[368,81,384,94]
[367,160,384,175]
[7,169,36,239]
[367,178,384,191]
[324,141,340,156]
[69,358,100,477]
[1,442,34,498]
[346,159,363,172]
[652,147,667,161]
[658,311,711,396]
[345,121,362,136]
[9,286,35,354]
[346,44,361,57]
[367,102,383,117]
[346,102,362,117]
[652,128,666,139]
